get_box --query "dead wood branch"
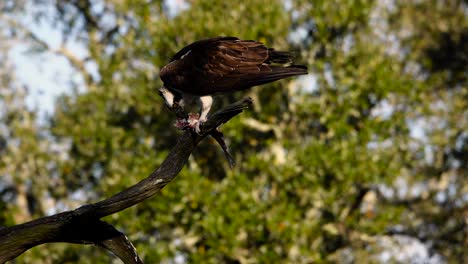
[0,98,253,263]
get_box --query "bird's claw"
[173,113,206,134]
[194,118,206,134]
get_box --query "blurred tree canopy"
[0,0,466,263]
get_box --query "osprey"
[159,37,307,132]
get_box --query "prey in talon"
[159,37,308,133]
[173,113,200,131]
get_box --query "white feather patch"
[180,49,191,59]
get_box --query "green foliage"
[0,0,466,263]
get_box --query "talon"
[195,117,207,134]
[176,113,202,133]
[194,120,205,134]
[195,122,201,134]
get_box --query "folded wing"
[160,37,307,95]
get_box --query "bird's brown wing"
[161,37,271,95]
[160,37,307,95]
[170,36,239,61]
[199,38,272,92]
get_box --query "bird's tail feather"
[268,50,294,64]
[247,65,308,86]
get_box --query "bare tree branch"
[0,98,253,263]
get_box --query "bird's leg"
[194,95,213,133]
[198,95,213,123]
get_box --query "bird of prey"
[159,36,307,133]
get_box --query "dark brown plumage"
[160,36,307,95]
[159,37,307,132]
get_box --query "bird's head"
[159,87,176,109]
[159,87,185,117]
